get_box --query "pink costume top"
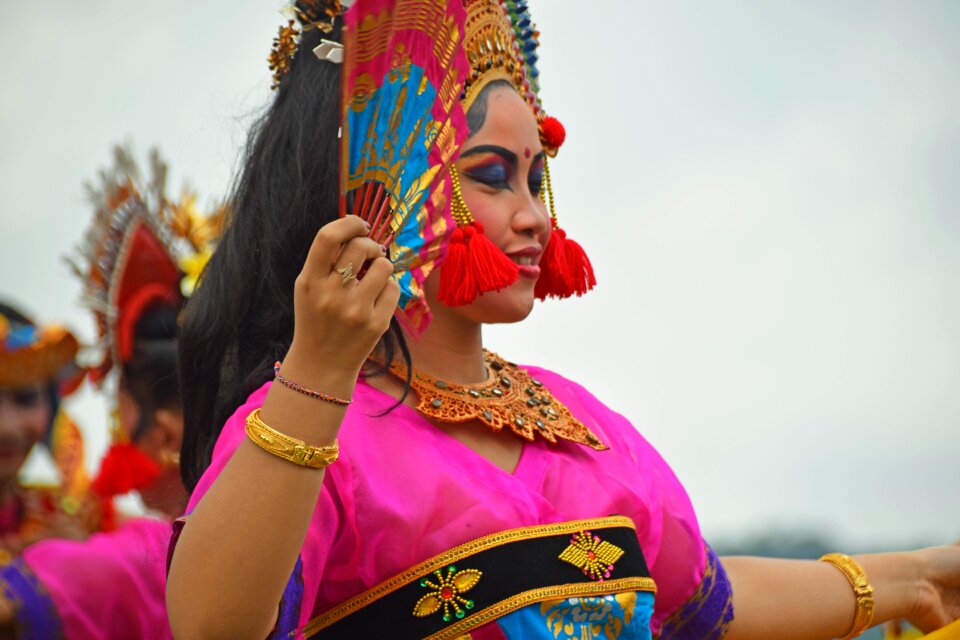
[0,517,172,639]
[182,366,731,639]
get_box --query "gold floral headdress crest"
[68,145,227,383]
[461,0,534,115]
[268,0,352,89]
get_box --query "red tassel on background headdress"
[98,497,118,532]
[91,443,160,498]
[534,226,596,300]
[438,221,519,306]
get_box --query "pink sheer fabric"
[186,366,705,638]
[23,517,172,639]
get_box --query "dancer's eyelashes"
[463,158,511,189]
[528,158,544,196]
[3,387,42,408]
[460,145,546,196]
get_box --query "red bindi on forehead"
[524,147,531,158]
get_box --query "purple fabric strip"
[166,517,185,575]
[658,543,734,640]
[0,558,63,640]
[271,555,304,639]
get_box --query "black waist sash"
[304,516,656,640]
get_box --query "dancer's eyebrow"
[460,145,518,166]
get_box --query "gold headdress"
[461,0,531,114]
[268,0,350,89]
[69,146,226,384]
[441,0,595,304]
[0,313,78,390]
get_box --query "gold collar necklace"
[388,351,607,451]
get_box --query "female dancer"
[168,2,960,638]
[0,148,222,638]
[0,302,89,555]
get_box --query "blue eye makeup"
[464,159,511,188]
[528,165,544,195]
[459,146,546,196]
[527,159,543,196]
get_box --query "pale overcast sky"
[1,1,958,549]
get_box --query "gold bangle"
[244,408,339,469]
[819,552,875,639]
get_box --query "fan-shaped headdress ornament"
[69,146,225,384]
[68,145,225,508]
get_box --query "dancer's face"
[118,382,186,517]
[427,86,551,324]
[0,384,51,484]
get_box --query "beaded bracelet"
[245,408,339,469]
[819,553,875,639]
[274,361,352,406]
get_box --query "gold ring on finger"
[335,263,356,286]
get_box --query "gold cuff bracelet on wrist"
[819,552,876,639]
[244,408,340,469]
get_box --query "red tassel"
[438,226,474,306]
[561,232,596,296]
[469,222,520,294]
[533,227,566,299]
[99,497,118,532]
[91,443,161,498]
[534,227,596,300]
[438,222,519,306]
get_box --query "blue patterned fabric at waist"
[495,591,655,639]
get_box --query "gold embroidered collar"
[390,351,607,451]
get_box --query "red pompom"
[438,222,519,306]
[91,443,160,498]
[534,226,596,300]
[539,116,566,151]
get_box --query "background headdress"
[68,145,226,508]
[441,0,595,305]
[0,310,79,391]
[69,145,225,384]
